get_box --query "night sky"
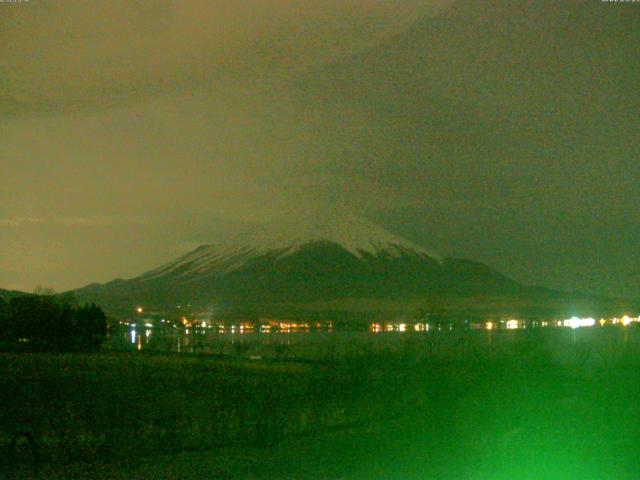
[1,0,638,297]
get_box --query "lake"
[108,318,640,366]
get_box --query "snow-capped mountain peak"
[141,212,440,280]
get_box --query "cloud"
[0,215,150,228]
[3,0,637,298]
[0,0,452,114]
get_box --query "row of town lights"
[133,306,638,332]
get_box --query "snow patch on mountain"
[140,213,440,280]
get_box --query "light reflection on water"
[112,318,640,365]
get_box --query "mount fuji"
[73,212,540,317]
[141,212,442,281]
[73,212,629,320]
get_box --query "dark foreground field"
[2,328,640,479]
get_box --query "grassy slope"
[2,328,640,479]
[0,352,388,463]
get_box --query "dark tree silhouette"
[1,295,107,352]
[0,296,8,342]
[74,304,108,350]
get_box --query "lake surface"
[108,319,640,365]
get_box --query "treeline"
[0,294,107,352]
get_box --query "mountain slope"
[140,213,440,281]
[73,212,638,320]
[73,213,544,317]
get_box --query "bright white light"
[485,322,494,331]
[506,320,519,330]
[622,316,632,327]
[563,317,595,329]
[136,306,143,314]
[398,323,407,332]
[564,317,580,329]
